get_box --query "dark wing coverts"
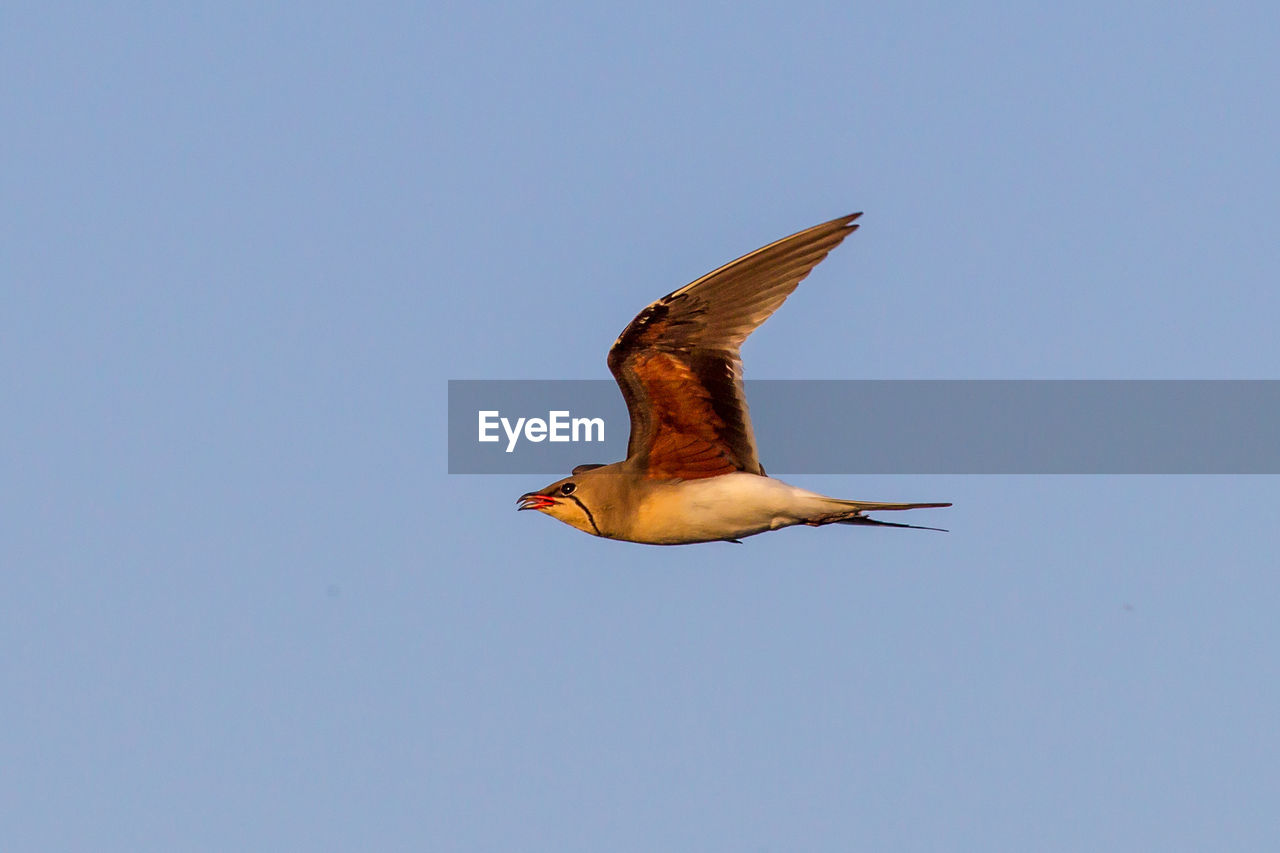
[607,213,861,480]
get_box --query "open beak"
[517,493,557,511]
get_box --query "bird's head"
[517,464,613,537]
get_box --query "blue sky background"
[4,2,1279,850]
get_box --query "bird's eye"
[560,482,576,496]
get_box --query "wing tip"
[826,211,862,239]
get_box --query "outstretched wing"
[607,213,861,480]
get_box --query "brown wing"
[607,213,861,480]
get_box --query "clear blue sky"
[4,2,1279,850]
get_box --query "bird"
[517,212,951,545]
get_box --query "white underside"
[628,473,836,545]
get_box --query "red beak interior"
[517,494,557,511]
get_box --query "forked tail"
[807,498,953,533]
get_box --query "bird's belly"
[629,473,815,544]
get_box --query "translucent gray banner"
[447,380,1280,474]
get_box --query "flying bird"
[518,213,950,544]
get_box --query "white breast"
[629,473,825,545]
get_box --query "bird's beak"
[517,493,557,511]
